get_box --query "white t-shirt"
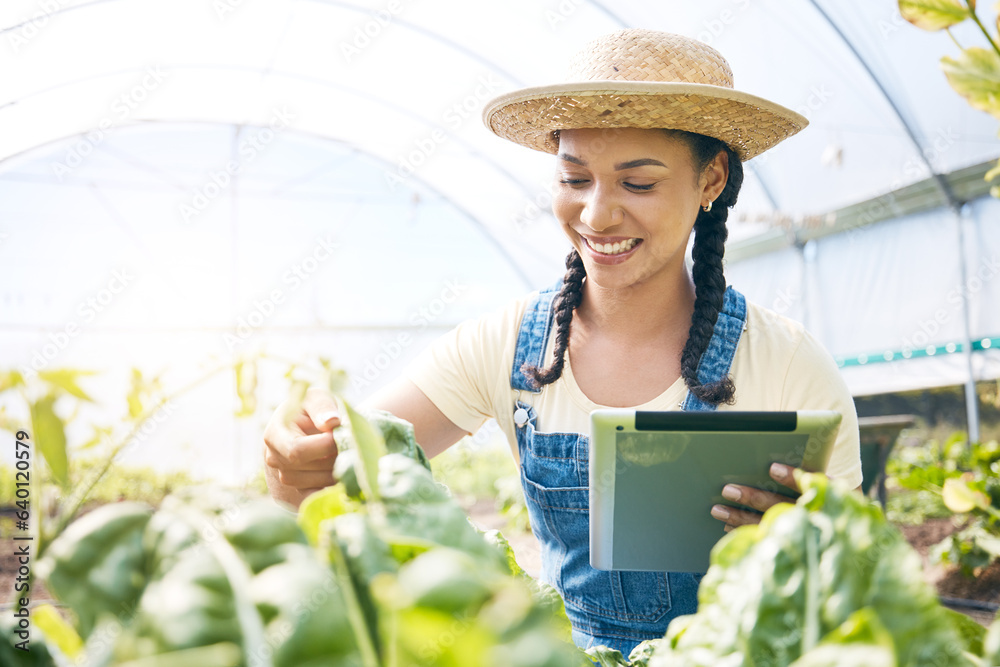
[406,291,863,489]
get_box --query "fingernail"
[318,411,338,424]
[721,485,741,502]
[771,463,789,480]
[711,505,730,521]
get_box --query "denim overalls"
[510,282,748,655]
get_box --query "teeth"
[589,238,638,255]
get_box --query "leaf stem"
[174,506,273,667]
[801,528,820,654]
[945,27,964,50]
[324,531,381,667]
[965,4,1000,60]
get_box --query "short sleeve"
[781,331,864,490]
[403,296,525,437]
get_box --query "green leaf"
[984,612,1000,666]
[319,358,349,396]
[322,530,381,667]
[78,425,113,451]
[113,643,243,667]
[36,502,152,637]
[943,477,990,512]
[37,369,96,402]
[29,394,68,487]
[298,484,355,545]
[899,0,971,30]
[985,157,1000,182]
[0,369,25,394]
[339,398,386,501]
[390,606,496,667]
[126,368,163,420]
[233,359,257,417]
[32,603,84,659]
[942,47,1000,119]
[127,368,145,419]
[585,645,630,666]
[942,606,986,655]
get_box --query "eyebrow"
[557,154,668,170]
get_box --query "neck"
[576,267,697,342]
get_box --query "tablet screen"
[590,410,840,573]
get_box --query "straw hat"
[482,29,807,161]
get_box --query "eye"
[623,182,655,192]
[559,178,590,187]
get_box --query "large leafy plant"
[585,474,998,667]
[7,401,587,667]
[899,0,1000,195]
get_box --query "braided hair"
[523,130,745,407]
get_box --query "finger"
[283,432,338,466]
[711,504,762,528]
[770,463,801,493]
[721,483,795,514]
[264,438,339,471]
[265,417,337,463]
[302,387,341,433]
[278,468,335,491]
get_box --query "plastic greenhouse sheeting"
[1,0,997,479]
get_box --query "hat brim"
[482,81,808,161]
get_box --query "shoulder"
[733,296,844,395]
[739,298,810,364]
[430,288,541,361]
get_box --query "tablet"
[589,410,841,573]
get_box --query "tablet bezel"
[589,409,841,572]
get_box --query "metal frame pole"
[954,204,981,443]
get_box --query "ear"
[700,150,729,203]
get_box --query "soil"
[898,516,1000,626]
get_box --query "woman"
[263,29,863,655]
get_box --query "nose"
[579,183,622,232]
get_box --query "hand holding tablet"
[589,410,841,573]
[710,461,802,532]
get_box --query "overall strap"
[681,286,748,412]
[510,280,563,392]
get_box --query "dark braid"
[525,130,745,401]
[522,249,585,388]
[674,130,744,405]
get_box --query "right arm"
[262,380,469,509]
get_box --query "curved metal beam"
[0,1,535,196]
[0,62,537,200]
[3,118,537,290]
[806,0,960,211]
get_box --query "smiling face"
[552,127,727,292]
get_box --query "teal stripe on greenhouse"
[836,336,1000,368]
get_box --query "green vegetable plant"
[544,472,1000,667]
[932,438,1000,575]
[898,0,1000,196]
[19,382,589,667]
[887,429,1000,575]
[648,473,984,667]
